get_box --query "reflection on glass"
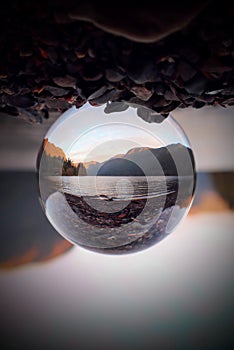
[38,103,196,254]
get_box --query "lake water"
[40,175,194,253]
[61,176,177,201]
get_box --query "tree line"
[40,153,87,176]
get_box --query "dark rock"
[2,87,15,95]
[44,85,70,97]
[199,27,216,41]
[221,87,234,96]
[54,12,71,24]
[87,85,109,100]
[36,28,59,47]
[44,98,70,110]
[168,84,187,102]
[104,101,129,113]
[127,56,160,84]
[173,76,185,89]
[200,58,233,73]
[152,96,170,108]
[217,47,229,57]
[153,101,180,114]
[0,105,19,116]
[177,45,200,64]
[183,97,194,105]
[76,86,89,100]
[184,73,207,96]
[53,75,77,89]
[196,94,214,103]
[46,47,58,64]
[126,96,148,109]
[222,38,232,48]
[6,95,37,108]
[19,49,33,57]
[160,62,176,78]
[80,64,103,81]
[18,108,43,124]
[137,107,166,123]
[88,88,121,105]
[224,97,234,105]
[0,94,6,105]
[0,2,233,124]
[177,60,197,82]
[105,68,125,82]
[66,63,83,76]
[74,51,86,60]
[154,83,166,96]
[87,47,96,59]
[130,86,154,101]
[60,48,77,63]
[192,100,206,109]
[75,96,86,108]
[164,88,180,101]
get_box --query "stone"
[105,68,125,82]
[0,105,19,116]
[88,89,121,105]
[130,86,154,101]
[225,98,234,105]
[44,98,70,110]
[18,108,43,124]
[137,107,166,123]
[53,76,77,89]
[80,64,103,81]
[184,73,207,96]
[154,83,166,96]
[192,100,206,109]
[160,62,176,78]
[104,101,129,113]
[177,60,197,82]
[127,55,160,84]
[6,95,37,108]
[44,85,70,97]
[87,85,109,100]
[200,58,232,73]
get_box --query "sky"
[67,125,162,163]
[46,105,187,164]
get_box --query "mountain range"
[86,143,194,176]
[40,140,194,177]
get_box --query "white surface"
[172,106,234,171]
[0,211,233,348]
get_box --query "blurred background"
[0,105,233,349]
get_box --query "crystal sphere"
[38,103,196,254]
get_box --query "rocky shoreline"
[64,188,181,254]
[0,2,233,124]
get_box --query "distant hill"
[91,144,194,176]
[97,158,145,176]
[39,141,194,177]
[110,153,125,159]
[86,161,101,175]
[124,143,194,176]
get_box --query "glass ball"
[38,103,196,254]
